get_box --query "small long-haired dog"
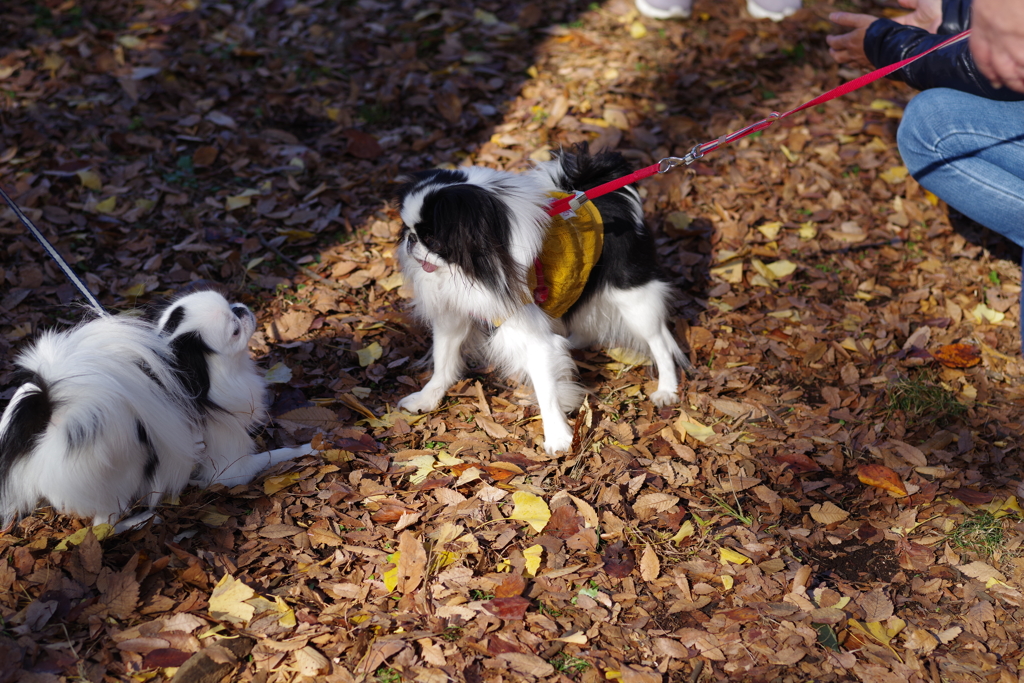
[396,145,693,453]
[0,291,310,531]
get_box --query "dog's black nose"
[231,304,250,319]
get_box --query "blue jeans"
[897,88,1024,246]
[898,88,1024,348]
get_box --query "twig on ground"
[257,234,349,292]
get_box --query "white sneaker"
[747,0,801,21]
[635,0,692,19]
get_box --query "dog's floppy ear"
[159,304,187,335]
[168,331,214,408]
[426,183,522,297]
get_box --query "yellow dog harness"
[525,191,604,319]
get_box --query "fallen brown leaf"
[857,464,909,497]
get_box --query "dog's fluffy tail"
[0,317,200,527]
[535,142,635,195]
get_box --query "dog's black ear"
[159,304,187,335]
[169,331,214,408]
[0,376,53,483]
[426,184,521,296]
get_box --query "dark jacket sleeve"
[863,0,1024,101]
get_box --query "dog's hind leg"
[604,282,692,407]
[489,305,581,454]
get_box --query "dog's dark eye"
[422,235,441,253]
[406,231,419,245]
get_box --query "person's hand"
[827,12,877,68]
[891,0,941,33]
[971,0,1024,92]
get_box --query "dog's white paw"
[397,390,442,414]
[650,389,679,407]
[543,427,574,454]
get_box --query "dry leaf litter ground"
[2,0,1024,681]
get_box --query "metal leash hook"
[660,111,783,173]
[657,153,692,173]
[659,140,710,170]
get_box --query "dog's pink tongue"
[421,260,437,273]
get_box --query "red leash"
[547,29,972,218]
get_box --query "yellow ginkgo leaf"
[710,261,744,284]
[879,166,909,184]
[76,169,102,190]
[780,144,798,163]
[271,596,297,628]
[606,347,651,366]
[750,258,773,281]
[719,547,752,565]
[245,595,296,628]
[757,221,783,240]
[356,342,383,367]
[508,491,551,533]
[971,303,1005,324]
[264,362,293,384]
[378,272,404,291]
[848,617,906,647]
[55,523,114,550]
[983,495,1023,518]
[278,228,315,241]
[721,575,734,590]
[430,550,459,573]
[671,520,695,544]
[94,196,117,214]
[799,221,817,240]
[208,574,257,626]
[198,510,230,527]
[405,454,436,485]
[675,415,715,443]
[436,451,463,466]
[263,472,301,495]
[766,260,797,279]
[383,552,400,592]
[225,194,252,211]
[523,544,543,576]
[629,21,647,38]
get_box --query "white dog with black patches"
[396,145,693,453]
[0,291,311,532]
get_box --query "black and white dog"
[396,145,693,453]
[0,291,311,531]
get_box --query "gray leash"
[0,183,109,317]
